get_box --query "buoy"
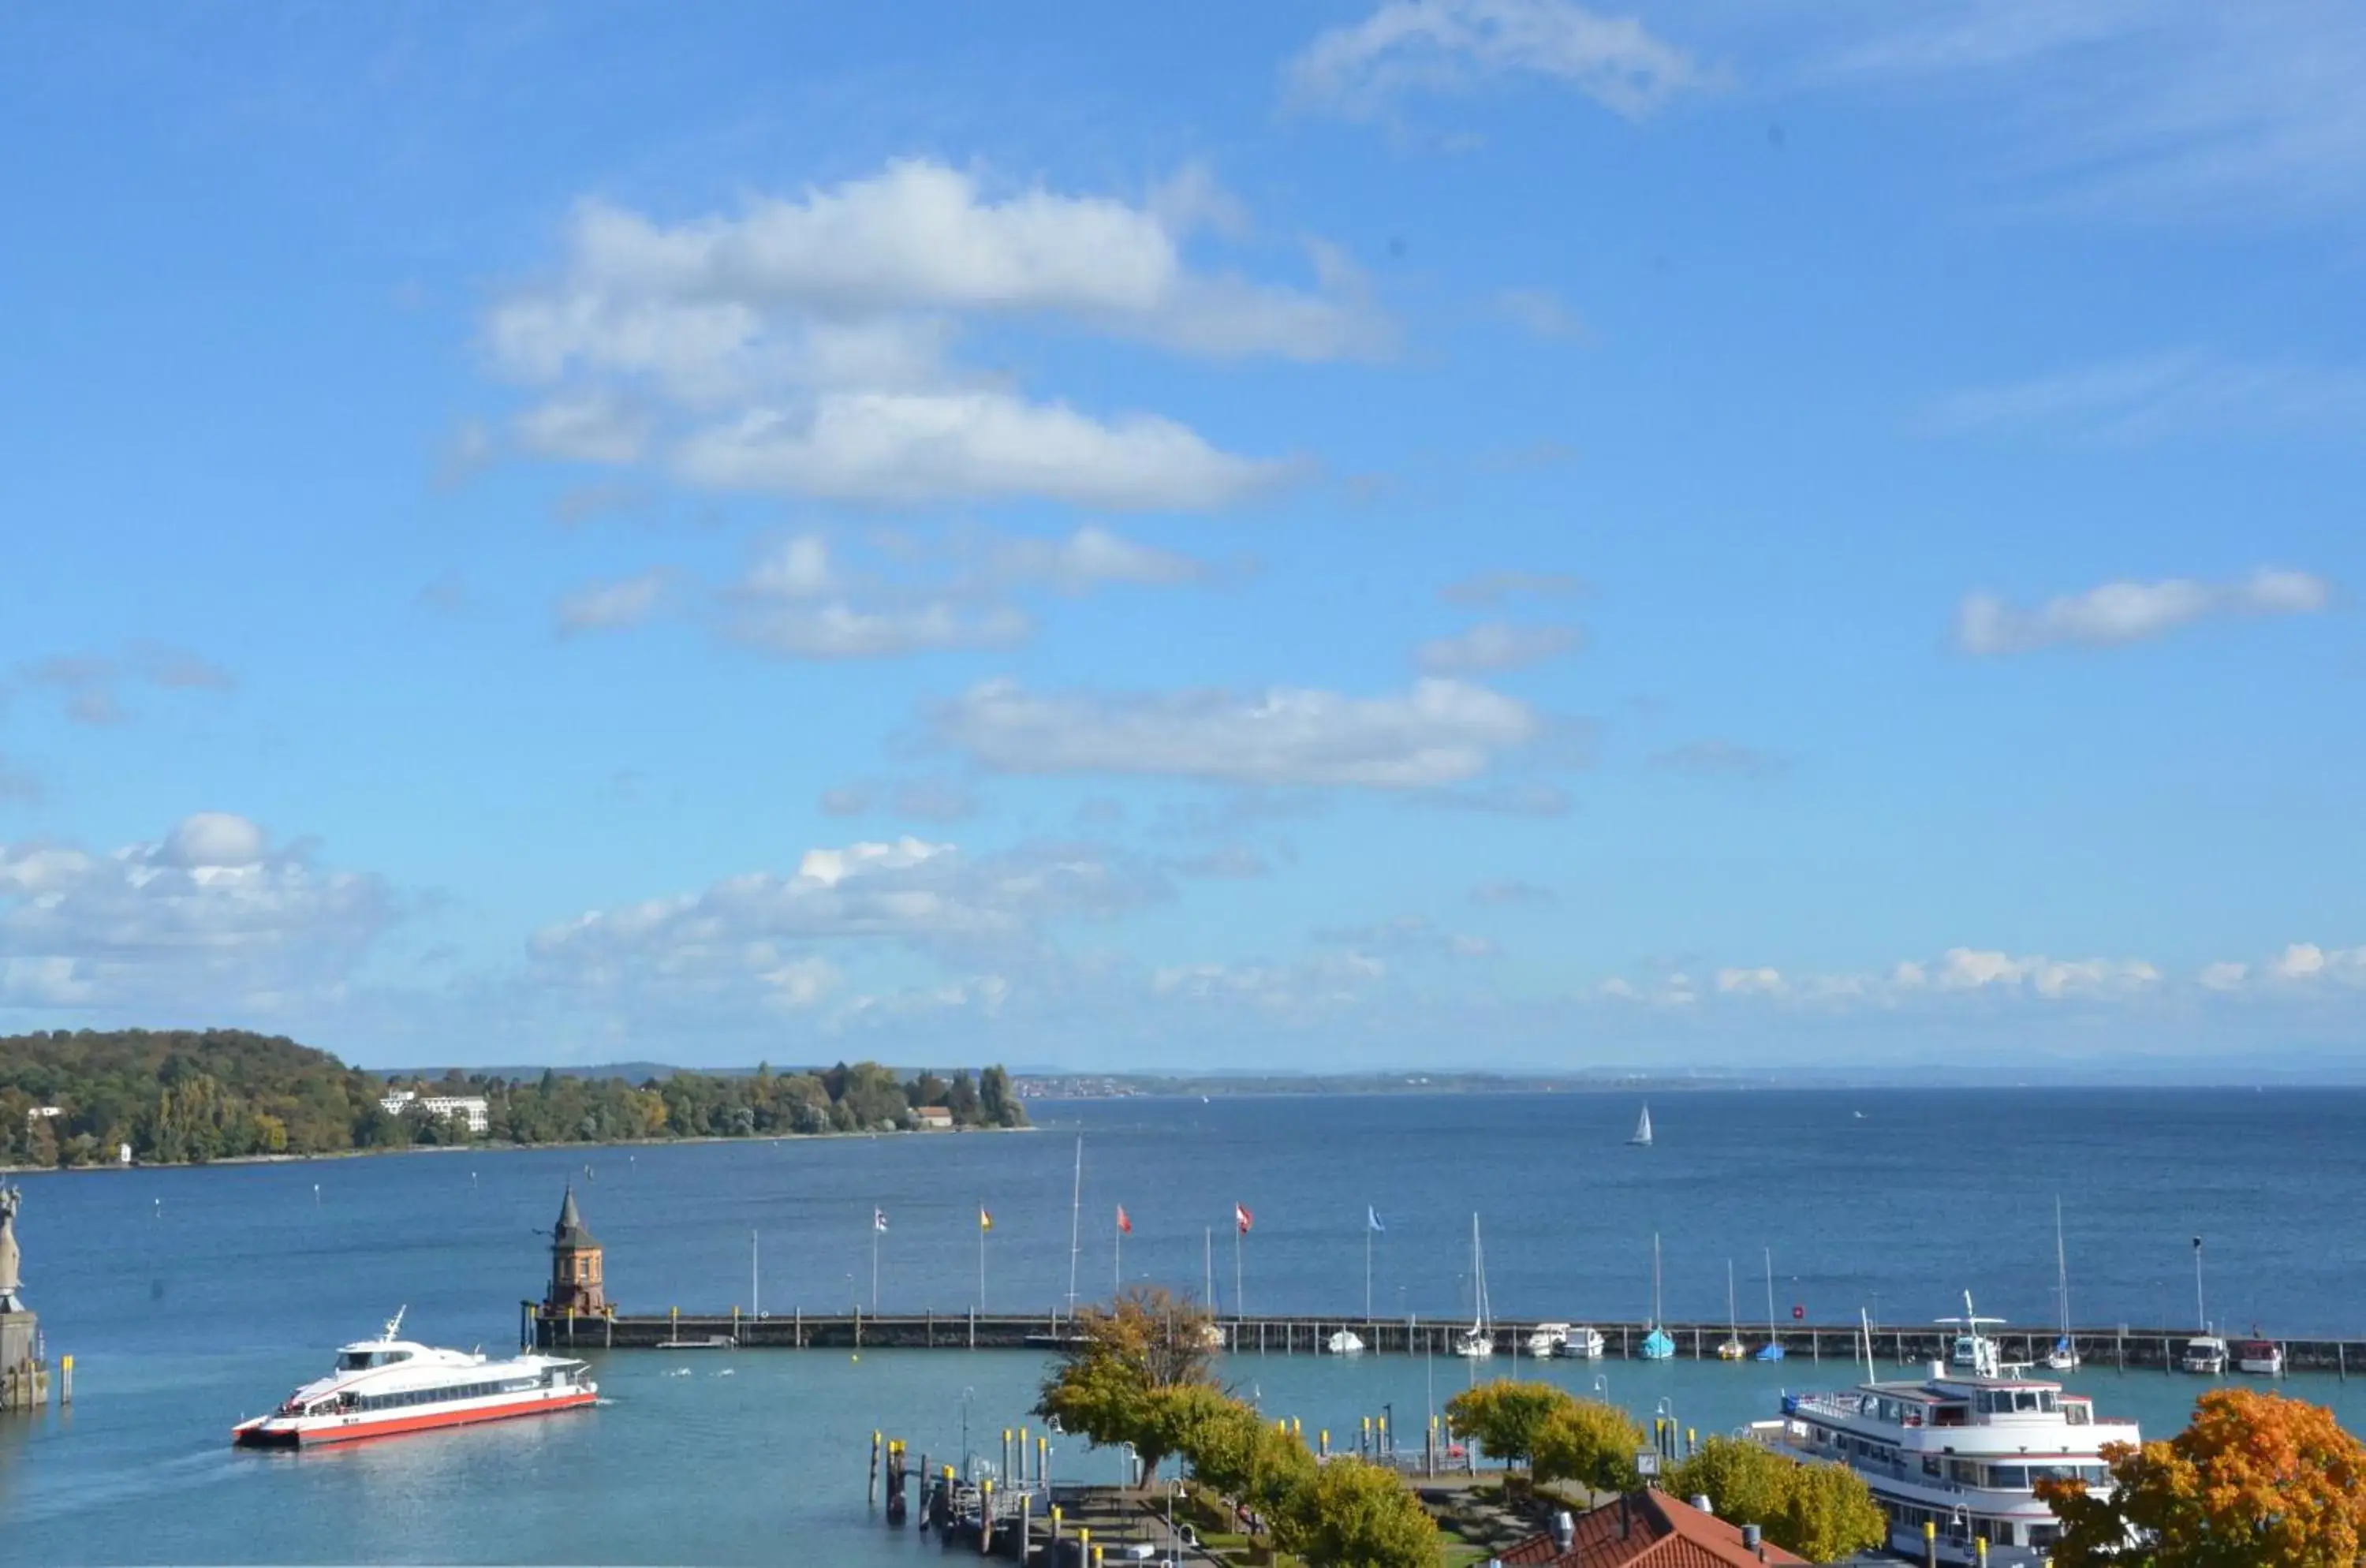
[852,1353,860,1363]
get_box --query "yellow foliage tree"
[2039,1387,2366,1567]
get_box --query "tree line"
[0,1028,1024,1168]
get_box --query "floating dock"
[524,1305,2364,1374]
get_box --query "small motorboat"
[2234,1337,2283,1376]
[2181,1335,2229,1375]
[1324,1330,1367,1356]
[1554,1326,1607,1360]
[1524,1322,1571,1357]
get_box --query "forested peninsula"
[0,1029,1024,1168]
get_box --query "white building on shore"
[379,1090,491,1134]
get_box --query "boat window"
[2014,1391,2040,1412]
[2039,1391,2057,1413]
[1949,1459,1983,1484]
[1989,1464,2027,1488]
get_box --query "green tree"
[1532,1398,1645,1493]
[1776,1456,1888,1560]
[1273,1457,1440,1568]
[1446,1379,1573,1469]
[2040,1388,2366,1567]
[1666,1437,1796,1540]
[1035,1286,1217,1484]
[1668,1435,1883,1560]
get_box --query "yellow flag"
[979,1206,993,1231]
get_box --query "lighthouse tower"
[543,1185,606,1315]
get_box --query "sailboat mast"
[1063,1133,1086,1317]
[1651,1232,1663,1327]
[1727,1259,1737,1338]
[1764,1246,1777,1338]
[2055,1197,2072,1335]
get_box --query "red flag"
[1235,1202,1253,1234]
[1116,1204,1132,1234]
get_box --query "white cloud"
[527,836,1166,1025]
[1956,569,2332,655]
[483,159,1377,512]
[13,646,236,726]
[1715,966,1786,995]
[1170,846,1271,880]
[0,814,397,1014]
[1315,914,1498,960]
[1470,879,1554,906]
[1439,569,1587,607]
[556,569,674,636]
[1494,287,1584,339]
[1288,0,1711,121]
[1812,2,2366,223]
[1416,621,1580,674]
[2199,961,2250,991]
[727,598,1032,660]
[513,391,651,464]
[935,677,1541,790]
[1924,352,2366,443]
[976,525,1213,595]
[1649,740,1791,781]
[816,778,981,825]
[674,390,1296,511]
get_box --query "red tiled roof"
[1495,1491,1809,1567]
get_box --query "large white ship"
[1750,1297,2136,1566]
[233,1310,596,1448]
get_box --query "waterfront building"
[377,1090,491,1134]
[1497,1491,1808,1566]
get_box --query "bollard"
[1018,1493,1031,1562]
[1092,1548,1103,1568]
[1002,1428,1013,1488]
[1923,1521,1937,1568]
[980,1478,994,1552]
[61,1353,73,1406]
[1320,1428,1330,1458]
[1051,1504,1063,1550]
[1976,1540,1987,1566]
[1020,1424,1030,1486]
[1038,1435,1049,1491]
[1377,1413,1387,1454]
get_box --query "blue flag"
[1368,1207,1384,1234]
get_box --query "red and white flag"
[1234,1202,1253,1234]
[1116,1204,1133,1235]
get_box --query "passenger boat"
[1751,1301,2138,1566]
[2180,1335,2228,1375]
[1554,1325,1607,1360]
[2234,1336,2283,1376]
[233,1309,596,1447]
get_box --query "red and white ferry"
[233,1309,596,1447]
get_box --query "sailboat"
[1640,1234,1675,1359]
[1753,1246,1786,1361]
[1717,1259,1747,1361]
[1629,1104,1654,1148]
[2047,1197,2079,1372]
[1454,1214,1495,1358]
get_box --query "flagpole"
[871,1219,879,1311]
[752,1228,759,1320]
[1204,1226,1214,1312]
[1364,1215,1372,1321]
[980,1212,987,1312]
[1114,1211,1122,1297]
[1234,1218,1244,1317]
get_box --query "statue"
[0,1182,22,1312]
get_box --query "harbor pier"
[525,1305,2366,1375]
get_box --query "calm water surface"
[5,1088,2364,1564]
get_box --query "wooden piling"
[868,1430,881,1510]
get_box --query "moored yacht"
[233,1309,596,1447]
[1750,1304,2136,1566]
[2234,1336,2283,1376]
[2180,1334,2228,1375]
[1324,1329,1367,1356]
[1553,1325,1607,1360]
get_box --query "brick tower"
[543,1184,606,1315]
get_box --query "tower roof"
[553,1184,598,1249]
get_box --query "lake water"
[6,1088,2365,1564]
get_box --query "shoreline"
[0,1121,1034,1178]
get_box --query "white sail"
[1629,1105,1653,1147]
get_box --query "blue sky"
[3,2,2364,1072]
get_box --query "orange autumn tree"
[2039,1387,2366,1566]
